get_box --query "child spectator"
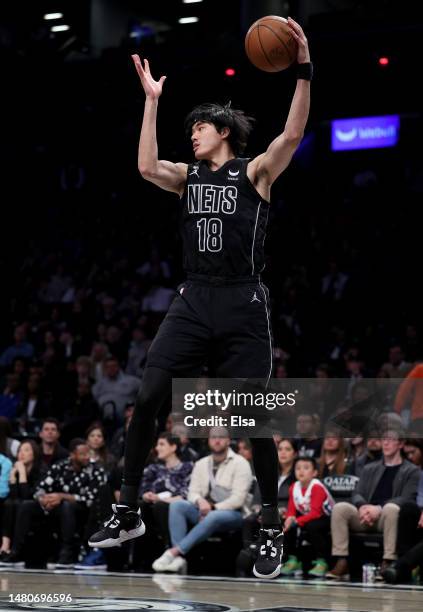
[281,456,334,578]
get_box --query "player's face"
[191,121,225,159]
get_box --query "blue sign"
[331,115,400,151]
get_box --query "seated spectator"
[0,325,34,370]
[352,430,382,477]
[125,328,150,378]
[90,342,110,382]
[0,374,23,420]
[15,374,51,434]
[318,429,358,503]
[92,356,141,425]
[139,432,193,550]
[0,417,20,459]
[281,457,334,578]
[86,422,117,473]
[3,438,106,568]
[326,429,420,580]
[0,440,41,563]
[152,426,252,573]
[61,380,100,445]
[382,438,423,583]
[38,418,69,476]
[296,411,322,458]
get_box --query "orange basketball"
[245,15,298,72]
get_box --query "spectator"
[152,427,252,573]
[92,356,141,424]
[15,374,51,433]
[141,281,175,313]
[61,381,100,445]
[352,431,382,478]
[140,432,193,550]
[125,328,150,378]
[3,438,106,568]
[237,439,253,465]
[38,418,69,475]
[281,456,334,578]
[90,342,110,382]
[382,439,423,583]
[85,422,116,472]
[75,356,95,386]
[0,374,23,420]
[0,440,41,563]
[0,417,20,460]
[394,363,423,434]
[296,411,322,458]
[318,430,357,503]
[381,345,413,379]
[326,429,420,580]
[0,325,34,369]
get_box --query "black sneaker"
[253,528,284,579]
[55,548,75,569]
[88,504,145,548]
[0,551,25,568]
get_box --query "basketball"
[245,15,298,72]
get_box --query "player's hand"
[131,54,166,99]
[418,511,423,529]
[287,17,310,64]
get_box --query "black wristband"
[297,61,313,81]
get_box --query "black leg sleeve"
[249,438,279,527]
[121,367,172,505]
[397,502,421,558]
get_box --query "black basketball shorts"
[146,273,273,381]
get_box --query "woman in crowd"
[318,429,358,503]
[86,422,117,473]
[0,439,41,563]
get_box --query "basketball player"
[90,17,311,579]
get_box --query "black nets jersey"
[180,158,269,278]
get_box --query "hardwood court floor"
[0,569,422,611]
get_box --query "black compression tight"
[121,367,172,505]
[249,437,281,528]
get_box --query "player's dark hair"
[184,102,255,156]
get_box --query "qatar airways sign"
[331,115,400,151]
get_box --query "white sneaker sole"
[89,522,146,549]
[74,564,107,570]
[253,562,282,580]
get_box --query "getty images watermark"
[171,377,413,438]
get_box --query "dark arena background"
[0,1,423,611]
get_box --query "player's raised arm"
[132,54,187,195]
[250,17,311,187]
